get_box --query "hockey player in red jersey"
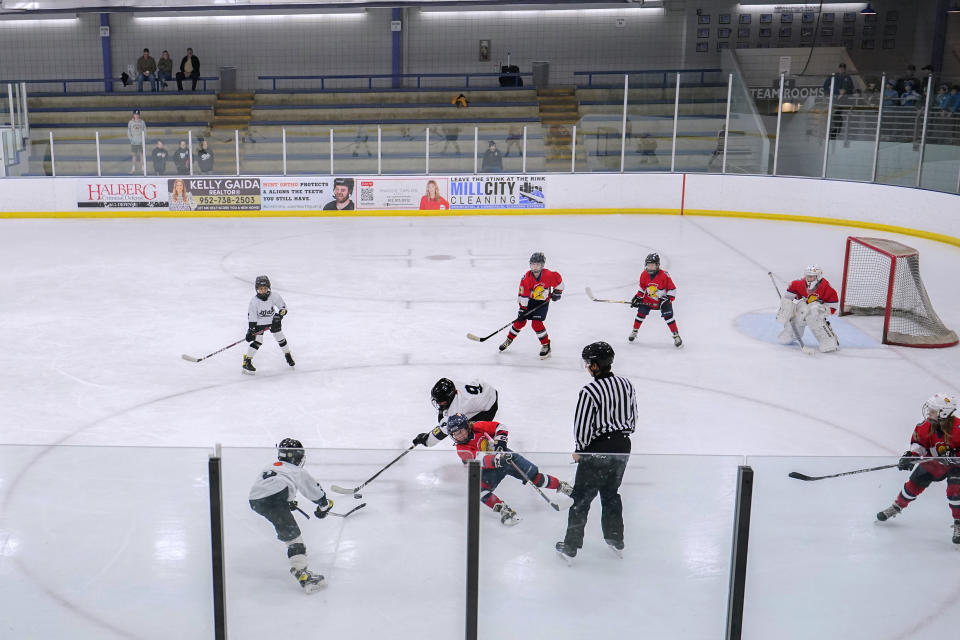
[446,413,571,526]
[776,265,839,353]
[499,252,564,359]
[876,393,960,544]
[629,253,682,347]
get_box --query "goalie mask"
[803,265,823,285]
[255,275,271,301]
[922,393,957,423]
[446,413,473,444]
[277,438,305,466]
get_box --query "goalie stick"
[509,458,560,511]
[466,306,539,342]
[768,271,816,356]
[182,328,268,363]
[331,445,415,495]
[585,286,631,305]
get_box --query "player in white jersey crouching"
[243,275,295,374]
[249,438,333,594]
[776,265,840,353]
[412,377,499,447]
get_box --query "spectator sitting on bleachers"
[504,125,522,157]
[882,80,899,107]
[136,48,157,92]
[452,93,469,108]
[177,48,201,91]
[157,51,173,90]
[152,140,169,175]
[934,84,950,111]
[900,81,921,107]
[173,140,191,174]
[128,109,147,174]
[196,138,214,174]
[481,140,503,172]
[440,125,461,154]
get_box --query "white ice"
[1,214,959,639]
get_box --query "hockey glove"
[493,433,508,452]
[898,452,918,471]
[314,498,333,519]
[517,307,528,320]
[412,432,430,447]
[288,500,299,511]
[630,294,642,308]
[551,290,563,302]
[271,315,283,332]
[245,323,257,342]
[494,451,514,468]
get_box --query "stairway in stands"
[212,92,254,134]
[537,87,580,170]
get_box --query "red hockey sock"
[667,321,678,333]
[632,320,644,330]
[482,493,503,510]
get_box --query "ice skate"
[498,337,513,352]
[555,541,576,564]
[291,567,326,594]
[672,332,683,348]
[605,538,624,559]
[557,480,573,497]
[285,353,295,367]
[876,503,901,522]
[953,519,960,544]
[242,355,256,375]
[628,329,638,342]
[494,502,521,526]
[539,342,552,359]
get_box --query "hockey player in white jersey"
[412,377,499,447]
[249,438,333,594]
[243,275,295,374]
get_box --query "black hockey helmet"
[255,275,271,300]
[582,341,615,372]
[431,378,457,410]
[277,438,305,466]
[446,413,472,443]
[645,253,660,267]
[529,252,546,266]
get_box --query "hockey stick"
[182,328,268,363]
[509,458,560,511]
[331,445,415,495]
[328,503,367,518]
[787,464,899,481]
[768,271,815,356]
[585,286,631,304]
[466,306,539,342]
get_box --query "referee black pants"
[563,452,629,549]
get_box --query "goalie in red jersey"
[629,252,682,348]
[499,252,564,359]
[876,393,960,545]
[446,413,572,527]
[775,264,839,353]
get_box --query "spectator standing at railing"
[156,51,173,90]
[824,63,854,95]
[196,138,214,174]
[901,81,921,107]
[127,109,147,174]
[136,48,158,92]
[152,140,169,175]
[945,86,960,114]
[883,80,899,107]
[173,139,190,174]
[177,48,201,91]
[481,140,503,172]
[895,64,919,96]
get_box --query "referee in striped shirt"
[556,341,636,560]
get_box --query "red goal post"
[839,236,958,348]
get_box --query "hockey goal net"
[839,236,958,348]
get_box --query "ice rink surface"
[1,213,959,639]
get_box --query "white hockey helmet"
[803,265,823,283]
[922,393,957,421]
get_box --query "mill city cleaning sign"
[449,176,545,209]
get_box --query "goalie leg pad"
[778,319,801,345]
[806,314,839,352]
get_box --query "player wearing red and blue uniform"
[499,252,564,359]
[876,393,960,544]
[447,413,571,526]
[629,252,682,348]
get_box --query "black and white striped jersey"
[573,373,637,452]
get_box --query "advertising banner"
[78,179,168,209]
[261,178,333,210]
[356,177,451,211]
[449,176,545,209]
[168,177,261,211]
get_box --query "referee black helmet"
[581,341,615,372]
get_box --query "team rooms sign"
[449,176,546,209]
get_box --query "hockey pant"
[246,326,292,359]
[249,488,309,571]
[633,299,678,334]
[776,299,838,352]
[479,452,560,510]
[508,303,550,344]
[893,461,960,519]
[563,452,629,549]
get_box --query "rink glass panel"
[0,445,214,640]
